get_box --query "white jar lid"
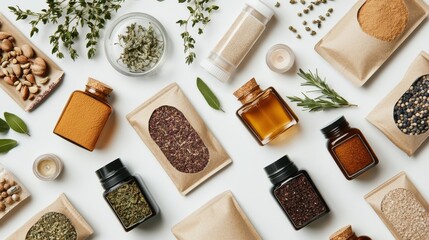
[247,0,275,21]
[200,59,232,83]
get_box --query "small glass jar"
[330,225,372,240]
[264,155,329,230]
[54,78,113,151]
[33,154,63,181]
[266,44,295,73]
[321,116,378,180]
[96,159,159,232]
[201,0,274,82]
[234,78,298,145]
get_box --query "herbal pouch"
[364,172,429,240]
[7,193,93,240]
[127,83,232,195]
[315,0,429,86]
[367,51,429,156]
[0,14,64,112]
[172,191,262,240]
[0,164,30,222]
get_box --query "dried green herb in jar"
[116,23,164,72]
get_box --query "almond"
[3,76,13,85]
[16,55,28,64]
[26,74,35,84]
[21,44,34,58]
[21,85,29,100]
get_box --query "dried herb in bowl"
[116,23,164,73]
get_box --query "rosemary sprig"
[287,69,357,112]
[9,0,125,60]
[177,0,219,65]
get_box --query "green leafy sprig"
[196,77,224,112]
[177,0,219,65]
[0,112,29,154]
[287,69,357,112]
[9,0,126,60]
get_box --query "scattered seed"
[290,0,297,4]
[298,12,303,17]
[275,2,280,7]
[326,13,331,17]
[328,8,333,13]
[319,15,326,21]
[311,31,317,36]
[303,21,307,25]
[300,0,306,4]
[296,34,301,39]
[305,27,311,32]
[303,9,309,14]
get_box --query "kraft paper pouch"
[365,172,429,240]
[367,52,429,156]
[172,191,262,240]
[315,0,428,86]
[7,194,93,240]
[0,164,30,222]
[127,83,232,195]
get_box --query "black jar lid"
[264,155,299,185]
[321,116,349,135]
[96,158,131,190]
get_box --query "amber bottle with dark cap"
[54,78,113,151]
[321,116,378,180]
[234,78,298,145]
[330,225,372,240]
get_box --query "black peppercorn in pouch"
[7,193,93,240]
[127,83,232,195]
[367,52,429,156]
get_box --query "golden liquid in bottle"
[240,90,296,144]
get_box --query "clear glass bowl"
[104,12,167,77]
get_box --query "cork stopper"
[330,225,356,240]
[233,78,262,104]
[87,78,113,96]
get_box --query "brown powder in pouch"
[7,194,93,240]
[127,83,231,195]
[358,0,409,41]
[149,106,209,173]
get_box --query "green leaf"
[0,118,9,133]
[196,77,224,112]
[4,112,30,136]
[0,139,18,153]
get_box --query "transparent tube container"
[200,0,274,83]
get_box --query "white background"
[1,0,429,239]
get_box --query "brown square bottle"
[54,78,113,151]
[234,78,298,145]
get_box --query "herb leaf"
[9,0,126,60]
[177,0,219,64]
[4,112,30,136]
[0,118,9,133]
[287,69,357,112]
[196,77,224,112]
[0,139,18,153]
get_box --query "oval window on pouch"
[393,74,429,135]
[149,105,209,173]
[357,0,409,42]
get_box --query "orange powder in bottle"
[54,78,113,151]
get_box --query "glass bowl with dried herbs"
[104,12,167,77]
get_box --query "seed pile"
[287,0,334,39]
[0,177,22,212]
[381,188,429,240]
[394,74,429,135]
[26,212,77,240]
[106,181,152,228]
[149,105,209,173]
[0,24,50,101]
[117,23,164,72]
[274,174,327,228]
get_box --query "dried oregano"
[26,212,77,240]
[116,23,164,72]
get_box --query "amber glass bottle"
[321,116,378,180]
[330,225,372,240]
[234,78,298,145]
[54,78,113,151]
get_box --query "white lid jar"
[200,0,274,83]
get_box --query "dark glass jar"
[330,225,372,240]
[264,155,329,230]
[321,116,378,180]
[96,159,159,231]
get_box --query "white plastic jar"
[200,0,274,83]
